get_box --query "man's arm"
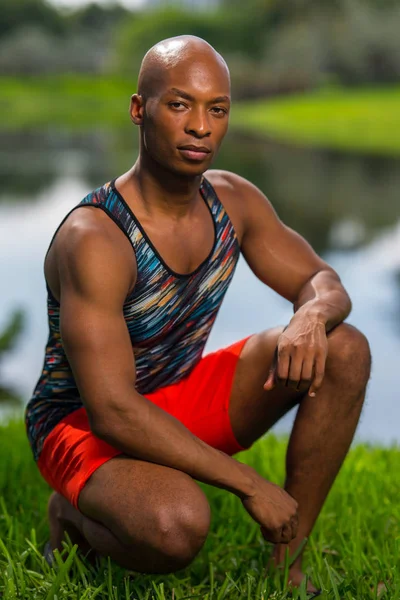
[225,172,352,395]
[55,210,255,498]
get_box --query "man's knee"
[124,492,211,572]
[327,323,371,390]
[155,499,211,568]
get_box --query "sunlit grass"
[0,418,399,598]
[231,86,400,156]
[1,77,400,155]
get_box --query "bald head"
[137,35,230,100]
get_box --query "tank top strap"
[79,178,144,250]
[200,176,238,245]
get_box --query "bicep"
[240,181,332,302]
[57,220,137,429]
[60,291,137,428]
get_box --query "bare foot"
[47,492,97,564]
[286,567,321,596]
[266,544,321,595]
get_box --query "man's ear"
[130,94,144,125]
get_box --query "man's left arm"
[229,172,352,397]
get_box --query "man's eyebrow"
[168,88,230,104]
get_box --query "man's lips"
[178,145,211,161]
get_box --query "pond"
[1,128,399,445]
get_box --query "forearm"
[92,392,256,499]
[292,269,352,333]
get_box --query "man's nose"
[184,107,211,138]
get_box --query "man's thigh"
[228,326,303,449]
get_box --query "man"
[25,35,371,595]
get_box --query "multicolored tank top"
[25,176,240,461]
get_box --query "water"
[1,129,399,444]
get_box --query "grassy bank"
[1,76,400,156]
[231,86,400,156]
[0,419,399,599]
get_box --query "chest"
[137,200,217,276]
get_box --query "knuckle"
[278,344,289,356]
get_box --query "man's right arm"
[54,209,256,499]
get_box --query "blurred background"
[0,0,399,444]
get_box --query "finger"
[264,348,278,390]
[309,352,326,397]
[264,368,276,391]
[296,356,314,392]
[287,351,303,390]
[264,359,276,390]
[279,523,293,544]
[260,525,287,545]
[276,346,290,386]
[290,514,299,539]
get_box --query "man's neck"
[126,154,203,220]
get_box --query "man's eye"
[169,102,185,109]
[211,107,227,115]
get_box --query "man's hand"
[241,473,299,544]
[263,317,328,397]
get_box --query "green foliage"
[0,0,129,75]
[0,0,66,39]
[2,0,400,90]
[0,310,25,357]
[0,310,25,403]
[0,423,399,598]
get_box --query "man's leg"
[47,455,211,573]
[228,323,371,589]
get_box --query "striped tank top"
[25,176,240,461]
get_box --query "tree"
[0,0,66,40]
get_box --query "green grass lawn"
[231,86,400,156]
[1,76,400,156]
[1,419,399,599]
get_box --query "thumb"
[264,365,276,391]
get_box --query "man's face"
[139,57,231,177]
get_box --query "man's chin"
[169,161,213,179]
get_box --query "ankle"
[272,539,306,569]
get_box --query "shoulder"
[204,169,254,197]
[46,204,136,300]
[204,169,277,241]
[56,206,133,262]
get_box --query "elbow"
[90,415,123,445]
[88,400,137,445]
[87,412,109,441]
[87,408,120,443]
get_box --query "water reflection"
[2,129,399,255]
[0,129,399,443]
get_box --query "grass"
[231,86,400,156]
[1,76,400,155]
[0,75,133,129]
[0,419,400,599]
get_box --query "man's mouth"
[178,145,211,161]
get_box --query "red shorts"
[37,335,254,512]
